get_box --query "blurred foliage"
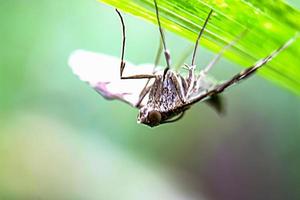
[100,0,300,95]
[0,0,300,199]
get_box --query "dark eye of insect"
[148,110,162,126]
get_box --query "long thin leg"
[183,10,213,98]
[166,72,188,103]
[174,45,194,71]
[135,39,164,108]
[188,33,299,106]
[115,9,156,80]
[200,30,247,76]
[191,9,213,66]
[194,30,247,92]
[162,111,186,124]
[135,84,152,108]
[185,63,196,99]
[153,0,171,77]
[155,38,163,67]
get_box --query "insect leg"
[184,64,196,98]
[200,30,247,76]
[174,46,194,71]
[162,111,186,124]
[135,84,152,108]
[115,9,156,80]
[191,9,213,66]
[154,38,163,68]
[143,38,163,86]
[184,10,213,98]
[215,33,299,93]
[153,0,171,78]
[188,33,299,105]
[170,72,188,103]
[135,39,164,108]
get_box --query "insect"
[69,0,298,128]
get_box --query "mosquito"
[70,0,298,128]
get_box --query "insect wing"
[69,50,155,107]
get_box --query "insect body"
[69,0,298,128]
[138,70,189,127]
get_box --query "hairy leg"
[200,30,247,76]
[191,9,213,66]
[188,33,299,105]
[153,0,171,78]
[116,9,156,80]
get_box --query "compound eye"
[148,110,162,126]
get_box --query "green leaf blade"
[99,0,300,95]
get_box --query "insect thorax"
[138,71,186,126]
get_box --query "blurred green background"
[1,0,300,199]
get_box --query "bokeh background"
[1,0,300,199]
